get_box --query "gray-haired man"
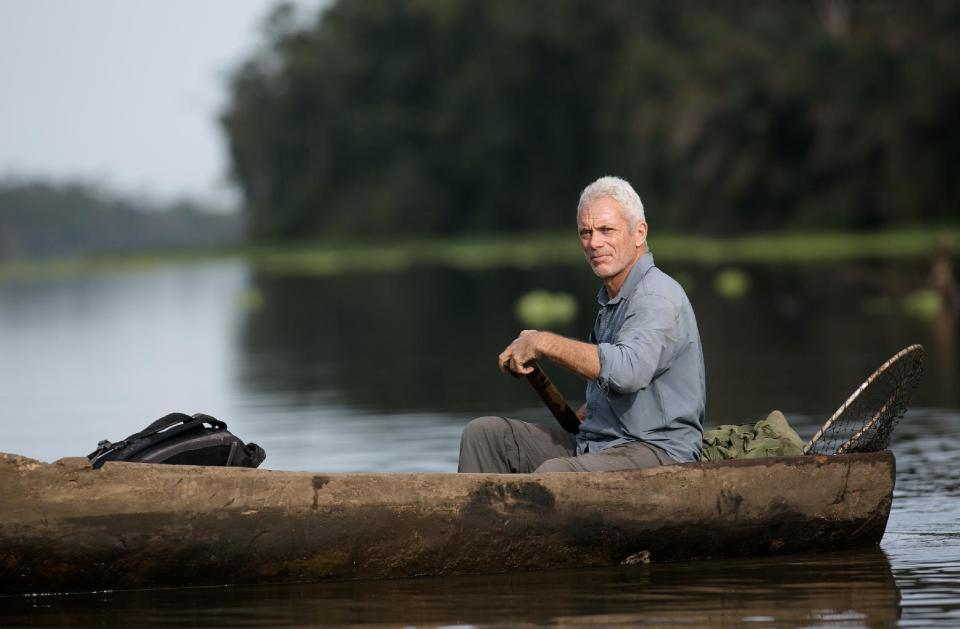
[458,176,705,473]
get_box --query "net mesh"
[804,345,924,455]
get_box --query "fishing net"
[804,344,924,455]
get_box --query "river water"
[0,257,957,626]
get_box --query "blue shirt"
[577,252,706,463]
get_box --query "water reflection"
[236,265,601,415]
[0,549,900,627]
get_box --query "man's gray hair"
[577,176,645,227]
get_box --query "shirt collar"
[597,251,655,306]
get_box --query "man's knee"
[461,416,509,445]
[534,456,580,473]
[459,416,515,473]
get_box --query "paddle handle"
[522,363,582,434]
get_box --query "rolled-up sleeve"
[597,294,679,394]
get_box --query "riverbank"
[1,227,956,281]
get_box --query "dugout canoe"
[0,450,895,594]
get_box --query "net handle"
[803,344,923,455]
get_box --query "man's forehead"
[578,197,627,225]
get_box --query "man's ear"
[635,221,648,249]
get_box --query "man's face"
[577,197,647,281]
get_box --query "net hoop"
[803,344,924,455]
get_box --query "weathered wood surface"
[0,451,895,594]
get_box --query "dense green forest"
[222,0,960,240]
[0,180,240,260]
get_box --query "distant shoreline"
[1,227,956,282]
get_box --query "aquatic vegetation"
[0,228,955,283]
[713,268,751,300]
[515,290,579,328]
[902,289,944,320]
[249,228,958,277]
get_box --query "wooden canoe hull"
[0,451,894,594]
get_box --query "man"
[458,176,705,473]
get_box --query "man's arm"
[498,330,600,381]
[500,293,679,393]
[595,296,679,393]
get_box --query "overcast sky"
[0,0,320,205]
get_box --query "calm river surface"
[0,256,957,626]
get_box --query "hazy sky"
[0,0,320,205]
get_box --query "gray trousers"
[458,416,674,473]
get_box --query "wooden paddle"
[506,361,582,434]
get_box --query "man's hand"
[499,331,602,382]
[498,330,542,375]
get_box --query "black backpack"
[87,412,266,470]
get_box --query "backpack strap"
[191,413,227,431]
[87,413,227,463]
[130,412,197,440]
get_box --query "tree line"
[0,179,240,260]
[222,0,960,240]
